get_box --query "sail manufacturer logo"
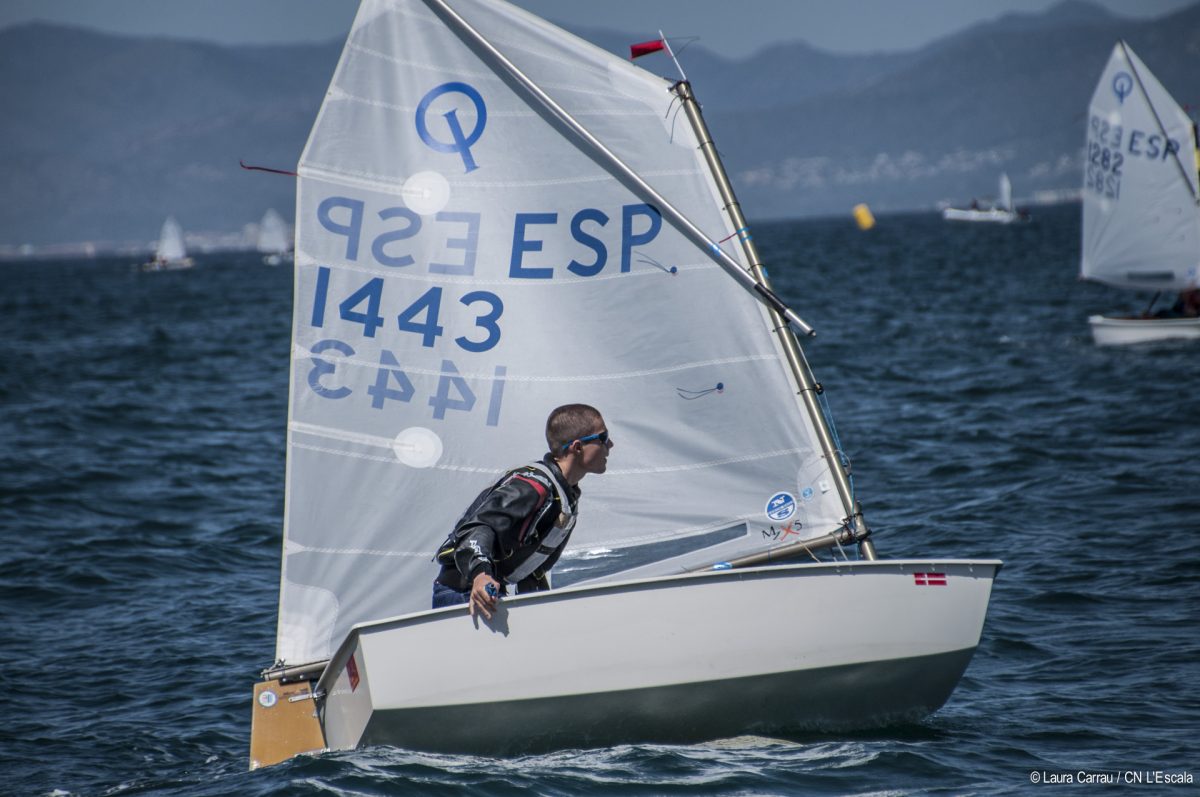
[416,82,488,172]
[1111,72,1133,104]
[765,492,797,522]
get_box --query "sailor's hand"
[470,573,500,619]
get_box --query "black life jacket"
[434,460,576,585]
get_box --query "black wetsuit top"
[434,454,580,594]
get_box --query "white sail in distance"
[276,0,849,665]
[257,209,291,254]
[157,217,187,261]
[998,173,1012,213]
[1081,41,1200,291]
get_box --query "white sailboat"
[142,216,194,271]
[248,0,1000,768]
[256,208,293,266]
[1081,41,1200,346]
[942,173,1026,223]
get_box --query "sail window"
[554,524,749,587]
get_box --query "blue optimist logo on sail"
[765,492,797,522]
[416,82,488,172]
[1111,72,1133,104]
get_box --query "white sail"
[257,209,291,254]
[157,217,187,262]
[1081,41,1200,291]
[998,173,1012,213]
[276,0,848,665]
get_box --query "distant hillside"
[1,1,1197,247]
[703,0,1200,218]
[0,23,340,248]
[569,26,921,112]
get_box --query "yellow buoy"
[852,203,875,231]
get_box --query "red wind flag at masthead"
[630,39,666,59]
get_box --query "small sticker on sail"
[765,492,797,522]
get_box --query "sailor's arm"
[453,475,544,616]
[451,532,501,619]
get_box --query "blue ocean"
[3,204,1196,795]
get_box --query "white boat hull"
[1088,314,1200,345]
[316,559,1000,754]
[942,207,1020,224]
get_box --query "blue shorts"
[431,580,470,609]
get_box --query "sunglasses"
[562,430,610,450]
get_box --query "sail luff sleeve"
[420,0,815,336]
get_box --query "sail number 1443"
[304,265,507,425]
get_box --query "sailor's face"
[579,420,612,474]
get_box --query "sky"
[0,0,1195,57]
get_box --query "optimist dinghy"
[1081,41,1200,346]
[248,0,1000,767]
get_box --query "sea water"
[2,204,1196,795]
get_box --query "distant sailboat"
[943,173,1026,224]
[256,209,293,266]
[142,216,194,271]
[1081,41,1200,346]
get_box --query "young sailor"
[432,404,613,619]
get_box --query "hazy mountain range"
[2,0,1198,249]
